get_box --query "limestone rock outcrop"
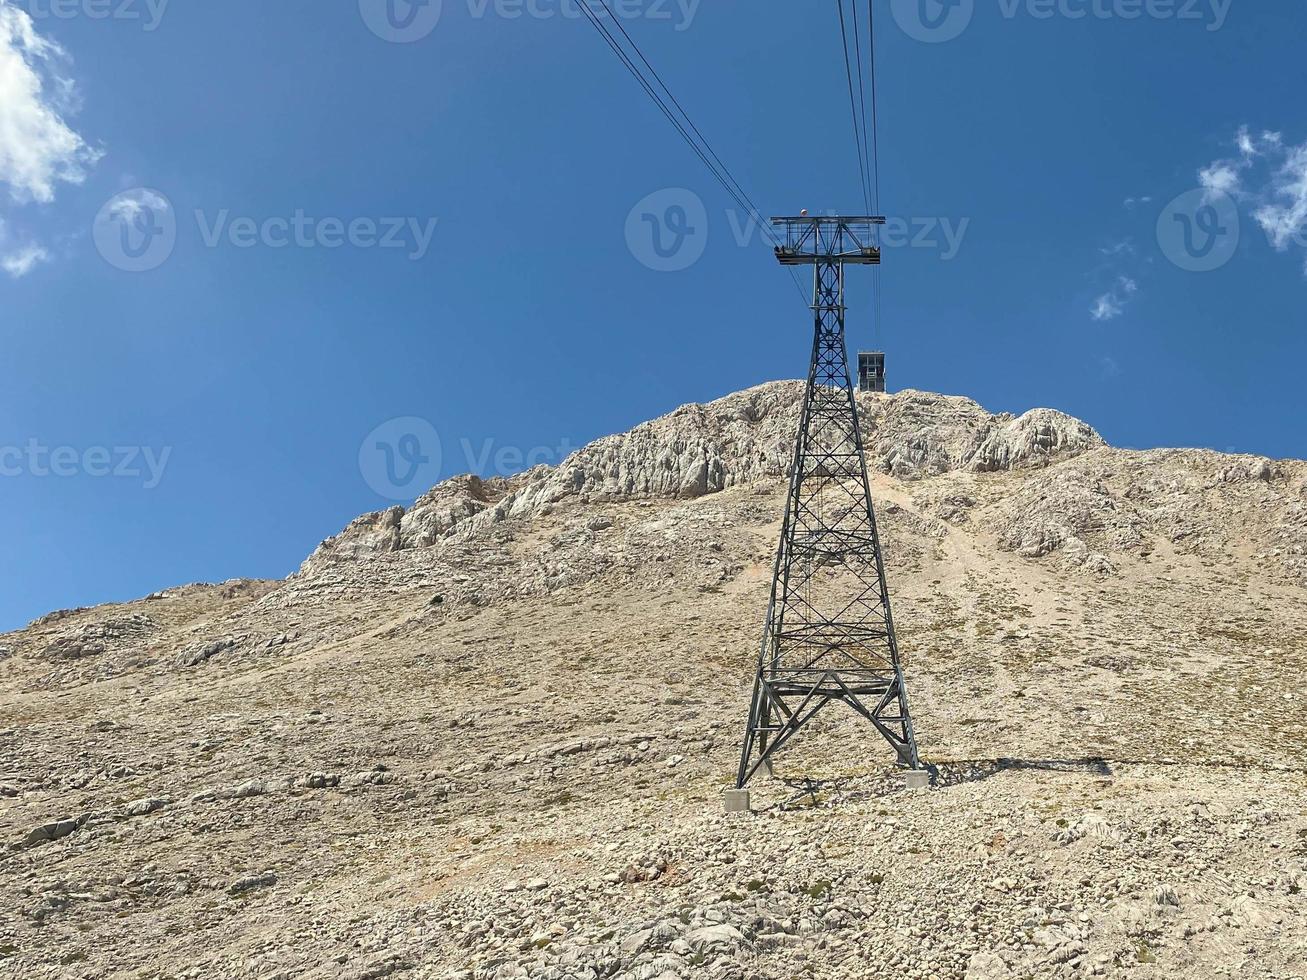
[303,381,1104,570]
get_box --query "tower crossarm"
[772,215,885,265]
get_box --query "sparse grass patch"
[540,790,574,808]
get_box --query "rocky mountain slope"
[2,382,1305,980]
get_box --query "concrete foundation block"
[904,770,930,790]
[723,788,752,813]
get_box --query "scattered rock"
[685,923,747,953]
[227,871,277,896]
[122,797,171,818]
[177,638,237,669]
[1154,884,1181,907]
[20,815,87,849]
[966,952,1012,980]
[192,779,272,803]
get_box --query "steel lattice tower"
[735,215,921,789]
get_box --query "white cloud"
[1091,276,1137,322]
[1199,162,1242,200]
[107,188,169,222]
[0,0,101,203]
[1,241,47,276]
[1090,295,1120,321]
[1198,126,1267,201]
[1196,128,1307,276]
[1240,127,1282,159]
[1252,142,1307,252]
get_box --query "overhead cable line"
[575,0,809,304]
[866,0,882,212]
[596,3,773,240]
[837,0,872,214]
[866,0,884,345]
[840,1,887,348]
[846,2,878,211]
[850,1,875,212]
[574,3,757,230]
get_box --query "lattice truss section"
[778,264,891,673]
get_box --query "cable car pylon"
[727,214,926,811]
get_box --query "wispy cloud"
[1091,276,1138,321]
[1199,126,1307,275]
[1199,161,1242,199]
[1,241,48,277]
[1088,227,1145,321]
[106,188,169,223]
[1253,143,1307,258]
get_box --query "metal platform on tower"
[772,215,884,265]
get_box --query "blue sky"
[1,0,1305,631]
